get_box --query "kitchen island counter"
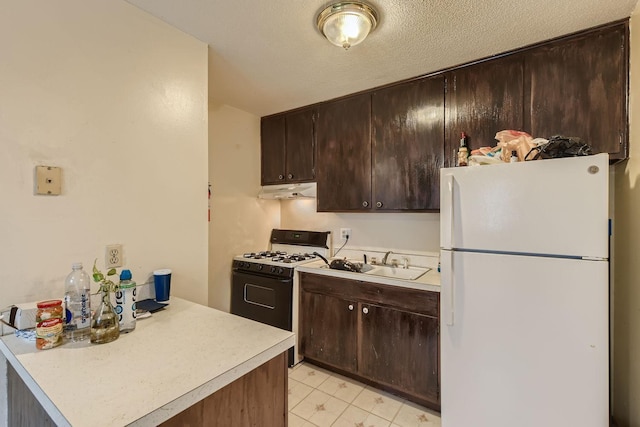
[0,297,294,426]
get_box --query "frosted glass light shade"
[317,2,378,50]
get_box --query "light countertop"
[297,260,441,292]
[0,297,294,426]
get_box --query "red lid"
[37,300,62,308]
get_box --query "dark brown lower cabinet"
[299,272,440,411]
[299,290,358,372]
[359,304,440,407]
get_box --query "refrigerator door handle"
[442,174,455,249]
[441,250,454,326]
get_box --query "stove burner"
[239,248,323,266]
[243,251,288,259]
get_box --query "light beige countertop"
[297,259,441,292]
[0,297,294,426]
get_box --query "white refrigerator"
[439,154,609,427]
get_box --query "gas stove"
[233,253,320,278]
[242,251,318,263]
[233,230,331,278]
[231,229,331,367]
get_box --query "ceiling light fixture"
[317,2,378,50]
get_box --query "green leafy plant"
[92,259,118,293]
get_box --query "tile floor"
[288,362,441,427]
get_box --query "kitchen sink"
[362,265,430,281]
[318,261,430,281]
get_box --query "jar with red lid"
[36,300,63,350]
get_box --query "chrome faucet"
[381,251,393,265]
[401,256,410,269]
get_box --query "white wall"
[281,202,441,253]
[612,7,640,427]
[208,103,279,311]
[0,1,209,306]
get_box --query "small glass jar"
[36,300,63,350]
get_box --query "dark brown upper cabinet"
[260,107,315,185]
[315,94,372,212]
[372,76,445,211]
[262,20,629,210]
[260,115,286,185]
[445,56,525,167]
[524,23,628,160]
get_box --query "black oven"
[230,264,294,366]
[230,229,331,368]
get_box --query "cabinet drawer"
[299,272,439,317]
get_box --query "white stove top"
[234,244,329,268]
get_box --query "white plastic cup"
[153,269,172,303]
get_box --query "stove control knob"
[243,262,250,269]
[257,264,263,270]
[277,267,284,275]
[270,266,276,273]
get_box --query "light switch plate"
[35,166,62,195]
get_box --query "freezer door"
[440,250,608,427]
[440,154,609,258]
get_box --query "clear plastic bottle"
[64,262,92,341]
[115,269,136,333]
[457,132,469,166]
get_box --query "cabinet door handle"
[376,201,383,208]
[362,201,369,208]
[287,173,293,179]
[362,307,369,314]
[278,174,284,180]
[348,304,354,311]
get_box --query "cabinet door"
[446,56,525,167]
[316,94,372,212]
[359,304,440,406]
[285,108,315,182]
[299,290,358,373]
[525,23,628,159]
[372,76,445,211]
[261,115,286,185]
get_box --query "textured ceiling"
[126,0,638,117]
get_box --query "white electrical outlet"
[105,244,123,268]
[340,228,351,240]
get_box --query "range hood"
[258,182,317,199]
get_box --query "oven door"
[230,271,293,332]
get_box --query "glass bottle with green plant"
[90,260,120,344]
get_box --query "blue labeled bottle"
[115,269,136,333]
